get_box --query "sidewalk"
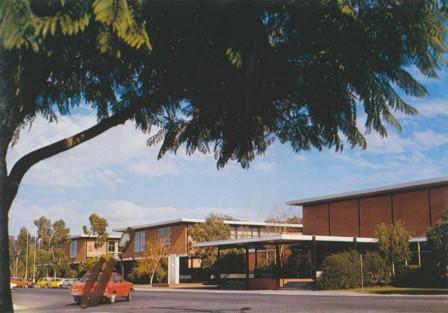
[133,285,448,298]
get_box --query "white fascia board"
[113,217,303,232]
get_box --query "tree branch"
[7,100,149,202]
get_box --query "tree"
[375,221,411,278]
[1,1,447,311]
[34,216,53,250]
[426,209,448,287]
[265,205,301,267]
[133,237,167,286]
[188,214,231,269]
[83,213,109,248]
[50,219,70,277]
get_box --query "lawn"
[354,286,448,295]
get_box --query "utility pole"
[25,231,29,280]
[33,229,37,283]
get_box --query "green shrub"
[363,251,390,285]
[317,250,390,289]
[317,250,362,289]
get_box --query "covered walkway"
[193,234,377,290]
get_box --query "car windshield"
[80,273,111,282]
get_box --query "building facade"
[288,177,448,237]
[69,234,121,264]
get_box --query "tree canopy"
[426,209,448,287]
[1,1,448,311]
[83,213,109,248]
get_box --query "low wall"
[248,278,278,290]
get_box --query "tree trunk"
[0,149,13,313]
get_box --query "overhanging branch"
[7,100,149,201]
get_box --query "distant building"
[69,234,121,264]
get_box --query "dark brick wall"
[359,195,392,237]
[303,204,329,235]
[303,184,448,237]
[329,200,358,236]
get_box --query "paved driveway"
[12,287,448,313]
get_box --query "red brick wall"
[359,195,392,237]
[393,190,430,236]
[329,200,358,236]
[430,186,448,225]
[302,184,447,238]
[303,204,329,235]
[122,224,188,259]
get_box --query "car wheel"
[74,297,81,304]
[109,293,116,304]
[126,291,132,301]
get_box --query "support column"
[312,236,317,290]
[417,241,421,268]
[216,247,221,287]
[254,247,258,278]
[245,247,250,290]
[275,244,281,289]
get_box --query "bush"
[317,250,389,290]
[363,251,390,285]
[317,250,362,289]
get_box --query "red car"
[11,278,33,288]
[71,272,134,304]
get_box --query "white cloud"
[293,155,307,162]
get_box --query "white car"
[10,281,17,289]
[61,278,79,288]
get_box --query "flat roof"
[193,234,377,249]
[70,233,121,240]
[113,217,303,232]
[287,177,448,206]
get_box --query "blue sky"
[7,67,448,236]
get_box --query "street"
[12,288,448,313]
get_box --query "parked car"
[10,281,17,290]
[50,278,64,288]
[61,278,79,288]
[11,278,33,288]
[71,272,134,304]
[36,277,51,288]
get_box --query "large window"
[134,231,146,253]
[230,226,238,239]
[107,240,116,253]
[69,240,77,258]
[159,226,172,245]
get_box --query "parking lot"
[12,287,448,313]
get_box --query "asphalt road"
[12,287,448,313]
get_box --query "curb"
[133,287,448,298]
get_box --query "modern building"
[112,218,303,283]
[195,177,448,289]
[287,176,448,237]
[69,234,121,264]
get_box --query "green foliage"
[426,209,448,287]
[0,0,151,53]
[375,221,411,276]
[317,250,362,289]
[189,214,231,269]
[83,213,109,248]
[363,251,390,286]
[393,265,440,288]
[317,250,388,289]
[34,216,53,249]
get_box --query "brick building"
[287,177,448,237]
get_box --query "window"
[230,226,238,239]
[107,240,116,253]
[159,226,172,245]
[69,240,77,258]
[134,231,146,253]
